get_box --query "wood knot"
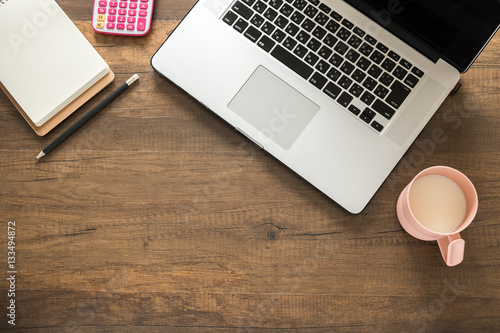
[253,221,287,241]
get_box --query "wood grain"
[1,1,500,332]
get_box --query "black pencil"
[35,74,139,161]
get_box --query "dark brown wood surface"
[1,1,499,332]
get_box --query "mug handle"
[437,234,465,266]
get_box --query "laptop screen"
[347,0,500,72]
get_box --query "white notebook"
[0,0,109,127]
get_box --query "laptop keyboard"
[222,0,425,132]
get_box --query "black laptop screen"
[348,0,500,72]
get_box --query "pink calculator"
[92,0,155,36]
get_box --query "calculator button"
[98,8,106,14]
[137,18,146,31]
[99,1,107,7]
[118,9,126,15]
[118,16,126,22]
[127,17,136,23]
[107,23,115,29]
[108,15,116,22]
[117,23,125,29]
[96,22,105,29]
[139,4,148,9]
[109,1,117,7]
[140,0,149,2]
[97,14,106,21]
[119,2,127,8]
[129,3,138,9]
[130,0,138,2]
[129,10,137,16]
[139,10,147,17]
[109,8,117,14]
[127,24,135,30]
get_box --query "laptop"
[151,0,500,213]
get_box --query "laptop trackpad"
[228,66,320,150]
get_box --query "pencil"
[35,74,139,161]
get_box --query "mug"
[397,166,478,266]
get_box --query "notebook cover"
[0,70,115,136]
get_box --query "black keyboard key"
[372,99,395,119]
[250,14,265,27]
[376,42,388,53]
[411,67,424,78]
[223,11,238,25]
[280,3,294,16]
[319,3,331,14]
[244,26,262,42]
[359,112,372,124]
[309,72,328,89]
[264,8,278,21]
[338,75,353,89]
[400,58,412,69]
[253,0,266,13]
[291,11,305,24]
[269,0,283,9]
[340,61,355,75]
[348,104,361,115]
[271,45,313,79]
[330,10,342,21]
[349,83,364,97]
[364,34,377,45]
[324,82,342,99]
[301,18,315,32]
[329,53,343,67]
[257,35,276,52]
[232,1,254,20]
[381,58,396,72]
[393,66,408,80]
[371,121,383,132]
[326,68,341,81]
[285,22,300,36]
[336,27,351,41]
[374,85,389,98]
[315,12,329,26]
[369,50,384,64]
[308,0,319,5]
[242,0,256,5]
[379,72,394,87]
[333,41,349,55]
[293,44,308,58]
[305,52,319,66]
[351,68,366,83]
[347,35,362,49]
[359,43,373,56]
[297,30,311,44]
[283,36,297,50]
[323,33,337,47]
[362,107,376,121]
[362,77,377,91]
[341,19,354,29]
[367,64,382,79]
[356,56,371,71]
[388,50,400,62]
[345,49,360,63]
[233,18,249,33]
[293,0,307,11]
[360,91,375,105]
[315,59,330,73]
[404,73,419,88]
[386,80,411,109]
[306,38,321,52]
[312,26,326,39]
[261,22,276,35]
[326,20,340,34]
[337,92,353,108]
[271,29,286,42]
[353,26,365,37]
[304,5,318,18]
[318,45,333,60]
[275,15,289,29]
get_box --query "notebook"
[152,0,500,213]
[0,0,110,130]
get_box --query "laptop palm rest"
[228,66,319,150]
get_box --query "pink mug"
[397,166,478,266]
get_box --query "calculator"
[92,0,155,36]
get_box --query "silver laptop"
[152,0,500,213]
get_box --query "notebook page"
[0,0,109,126]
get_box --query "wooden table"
[1,1,499,331]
